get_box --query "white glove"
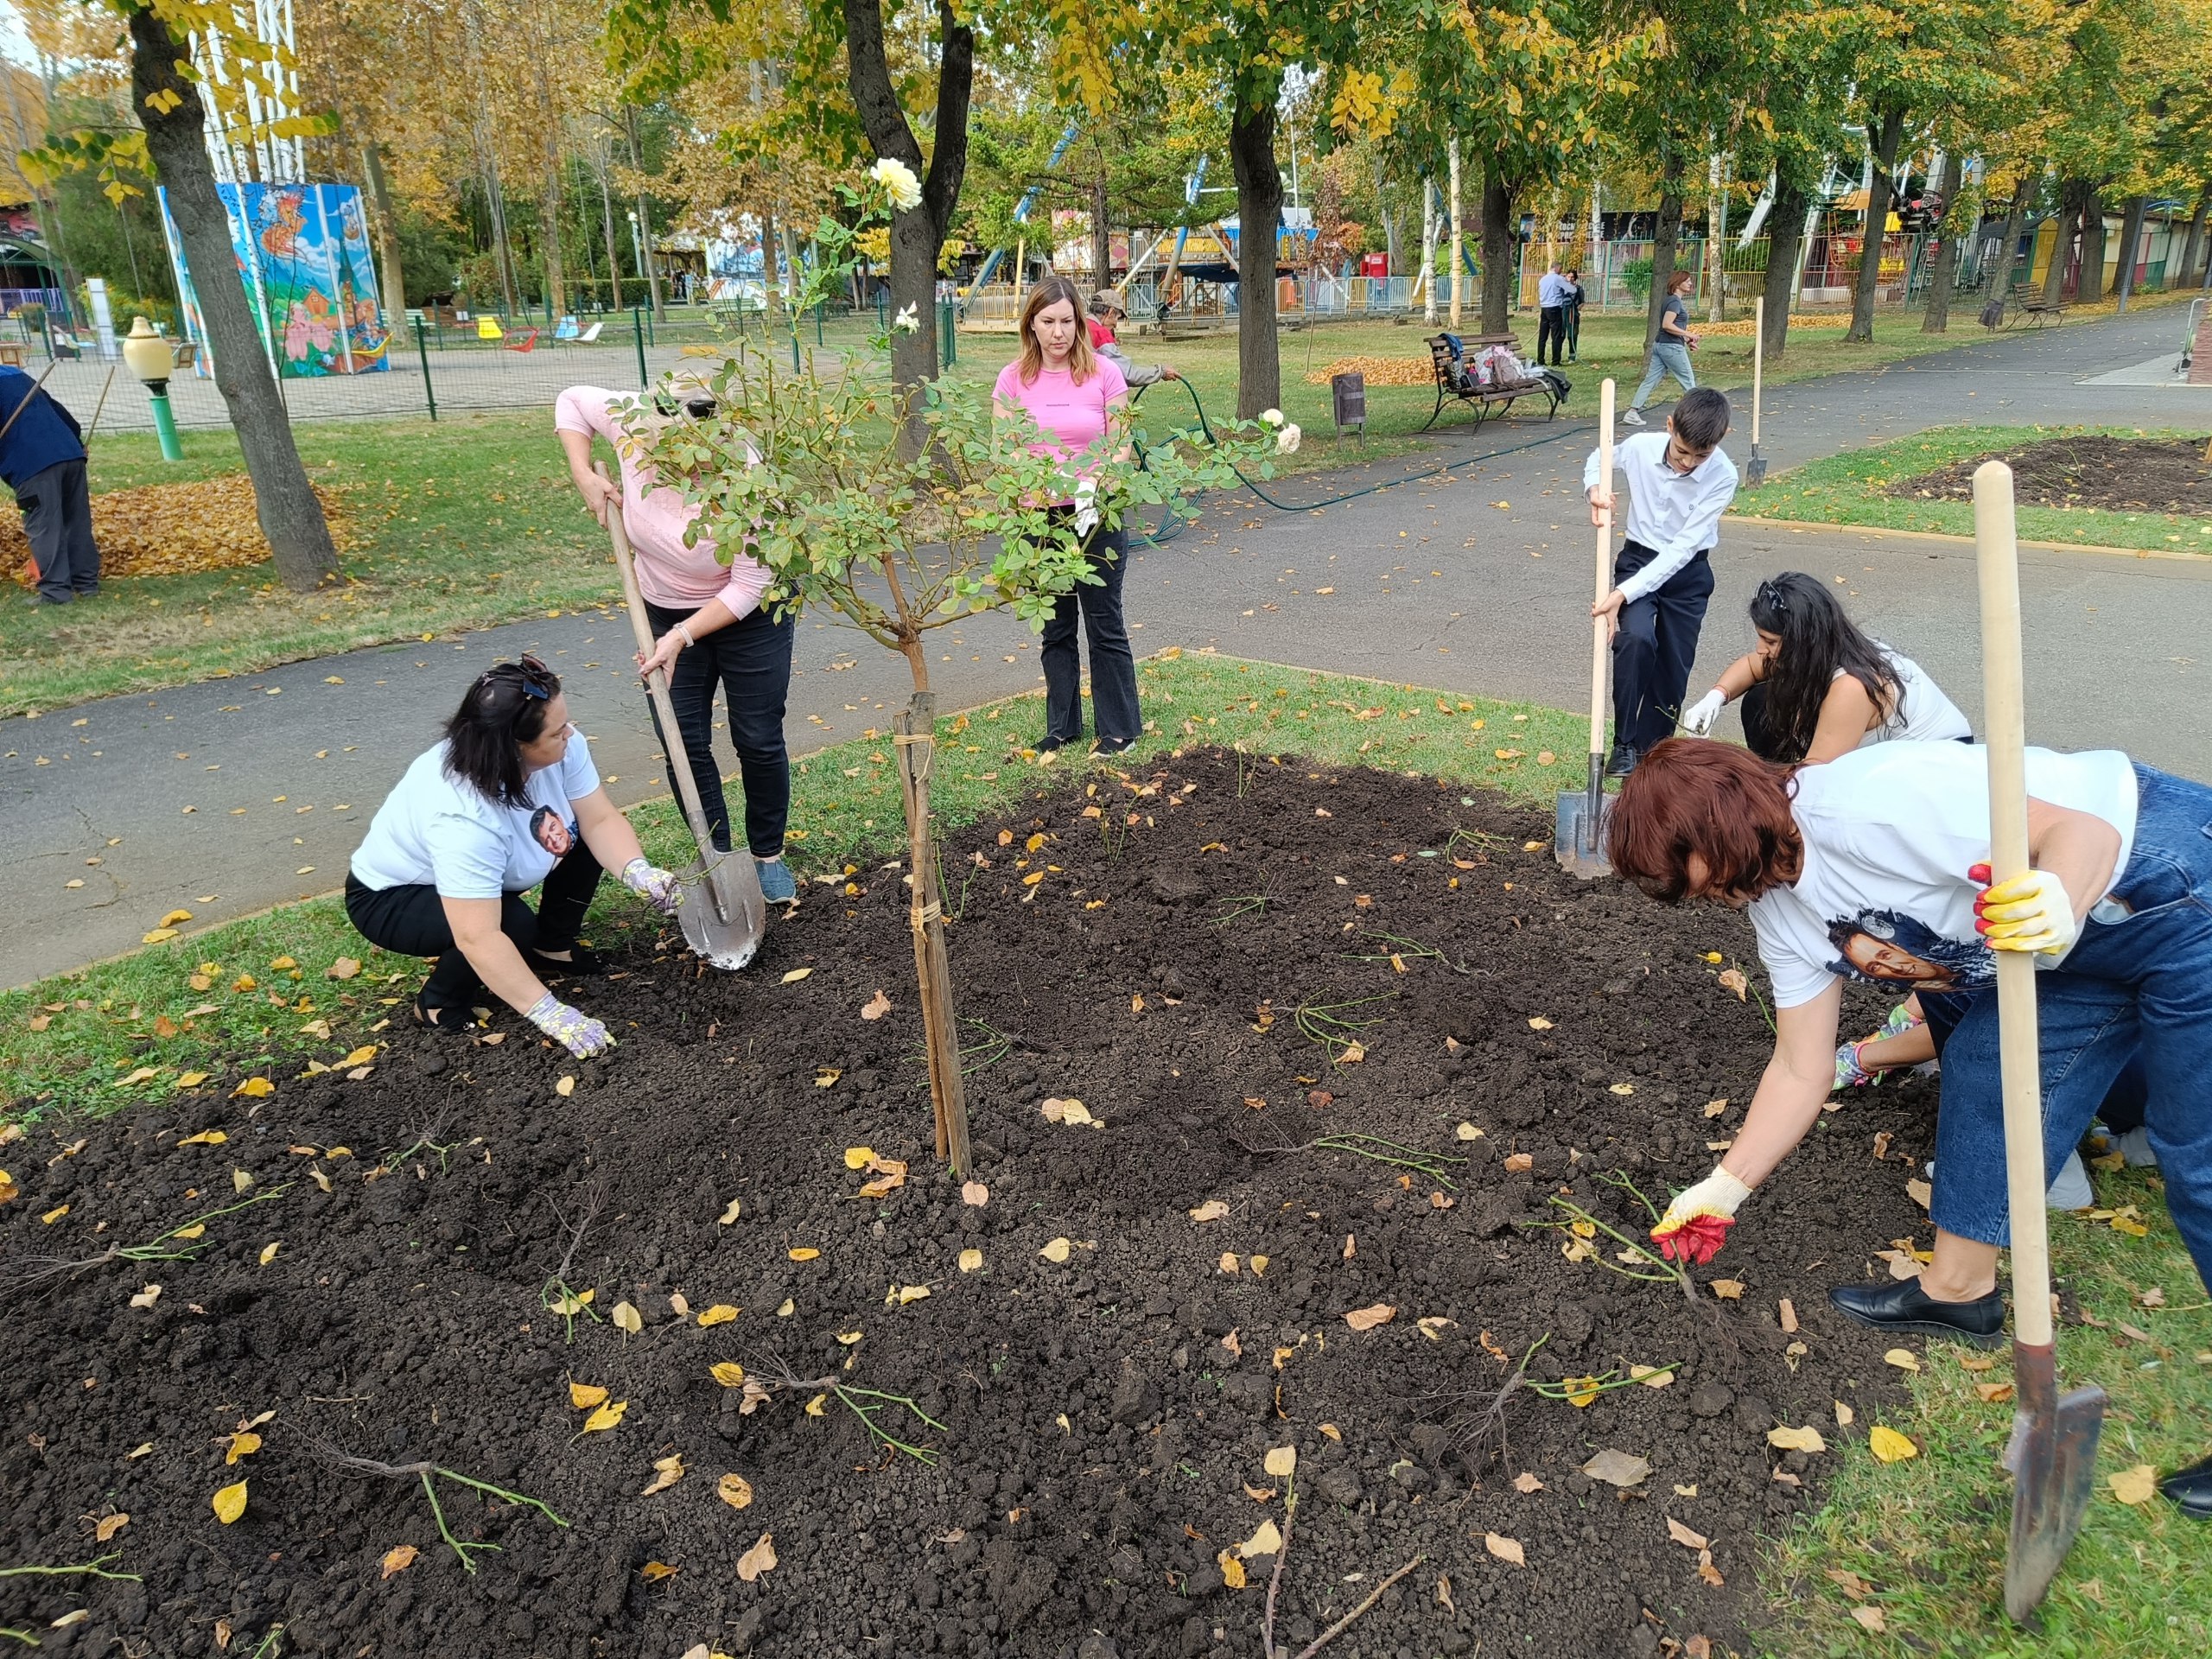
[1071,477,1099,539]
[620,856,683,916]
[1681,689,1726,737]
[1971,864,2079,956]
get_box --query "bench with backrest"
[1423,334,1561,431]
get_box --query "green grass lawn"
[1,305,2029,720]
[1744,424,2212,556]
[1,648,2203,1656]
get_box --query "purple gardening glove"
[620,855,683,916]
[525,992,613,1058]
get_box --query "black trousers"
[345,845,603,1013]
[1563,304,1581,359]
[1611,540,1713,755]
[642,600,794,857]
[1041,519,1141,745]
[1536,306,1568,365]
[17,459,98,601]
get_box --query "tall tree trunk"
[1645,153,1684,346]
[1446,135,1462,327]
[621,107,665,320]
[1985,174,2031,308]
[1847,106,1904,341]
[598,143,626,312]
[127,8,335,591]
[2183,187,2210,288]
[1419,174,1437,323]
[359,142,410,319]
[760,206,781,329]
[541,141,567,320]
[1760,174,1808,364]
[1376,159,1398,276]
[2077,186,2106,301]
[1478,160,1514,334]
[2108,193,2145,296]
[1707,150,1726,323]
[1228,92,1282,419]
[2042,181,2078,307]
[1090,170,1111,292]
[843,0,973,422]
[1920,152,1961,333]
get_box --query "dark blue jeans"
[1611,541,1713,754]
[643,600,793,857]
[1041,520,1140,746]
[1929,764,2212,1292]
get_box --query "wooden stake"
[893,693,971,1173]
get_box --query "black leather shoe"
[1827,1278,2006,1348]
[2162,1452,2212,1518]
[1605,744,1639,778]
[526,943,603,978]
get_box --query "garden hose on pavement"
[1127,375,1599,548]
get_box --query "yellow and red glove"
[1968,862,2078,956]
[1651,1166,1752,1265]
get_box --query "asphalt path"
[7,303,2209,987]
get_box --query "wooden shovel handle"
[1589,378,1616,761]
[1974,460,2053,1349]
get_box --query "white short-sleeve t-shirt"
[350,729,601,899]
[1749,741,2138,1009]
[1866,649,1969,747]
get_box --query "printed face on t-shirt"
[1823,909,1992,993]
[530,806,574,858]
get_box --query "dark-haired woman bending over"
[1680,571,1967,764]
[346,656,681,1054]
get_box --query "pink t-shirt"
[992,356,1128,468]
[553,385,772,618]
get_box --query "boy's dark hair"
[1671,386,1732,449]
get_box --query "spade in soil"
[1558,376,1616,877]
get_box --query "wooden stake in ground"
[893,692,970,1173]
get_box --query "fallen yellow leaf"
[582,1400,628,1433]
[789,1247,821,1262]
[1344,1303,1395,1332]
[1484,1532,1526,1566]
[1867,1426,1918,1463]
[212,1479,248,1524]
[179,1128,229,1145]
[380,1543,416,1578]
[735,1532,778,1582]
[780,968,813,984]
[958,1248,984,1273]
[1767,1424,1827,1453]
[1236,1519,1284,1558]
[717,1472,755,1511]
[1263,1446,1297,1478]
[2109,1465,2158,1505]
[569,1382,608,1408]
[1217,1549,1248,1589]
[641,1453,685,1496]
[697,1304,740,1327]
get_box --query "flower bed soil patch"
[3,750,1947,1659]
[1891,433,2212,517]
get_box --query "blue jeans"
[1929,764,2212,1292]
[1630,340,1695,411]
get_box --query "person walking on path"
[993,274,1141,757]
[1584,385,1738,777]
[1606,734,2212,1520]
[1,363,99,606]
[1087,289,1179,390]
[346,655,682,1051]
[1680,572,1970,764]
[1561,267,1586,363]
[1623,269,1698,427]
[556,379,800,904]
[1536,263,1572,366]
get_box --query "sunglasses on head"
[654,390,719,419]
[476,653,556,717]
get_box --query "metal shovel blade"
[677,849,767,972]
[1745,447,1769,487]
[1554,760,1612,879]
[2002,1343,2107,1624]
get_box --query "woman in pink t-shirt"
[556,381,798,901]
[991,275,1139,756]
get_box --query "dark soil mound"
[2,751,1942,1659]
[1892,434,2212,516]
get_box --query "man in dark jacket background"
[1,365,99,606]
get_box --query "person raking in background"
[558,378,800,904]
[1087,289,1179,390]
[1608,735,2212,1519]
[346,656,683,1055]
[994,275,1141,757]
[1584,385,1738,777]
[1680,572,1970,764]
[1536,262,1572,367]
[1,362,100,607]
[1623,268,1698,428]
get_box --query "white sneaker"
[2117,1127,2159,1168]
[1621,408,1648,427]
[2046,1149,2094,1211]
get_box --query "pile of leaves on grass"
[3,750,1953,1659]
[1891,434,2212,517]
[5,476,352,587]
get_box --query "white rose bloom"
[1276,423,1302,454]
[870,157,924,213]
[1259,408,1286,428]
[893,303,920,334]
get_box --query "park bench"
[1421,333,1561,431]
[1984,294,2065,331]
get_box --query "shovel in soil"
[1556,377,1617,879]
[1974,460,2106,1623]
[600,463,767,970]
[1745,296,1769,487]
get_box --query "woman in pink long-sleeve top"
[555,382,798,902]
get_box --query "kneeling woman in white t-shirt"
[346,656,682,1056]
[1607,736,2212,1517]
[1680,573,1968,763]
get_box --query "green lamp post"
[122,315,184,461]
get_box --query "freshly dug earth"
[1891,434,2212,516]
[2,751,1945,1659]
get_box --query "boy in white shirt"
[1583,385,1738,776]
